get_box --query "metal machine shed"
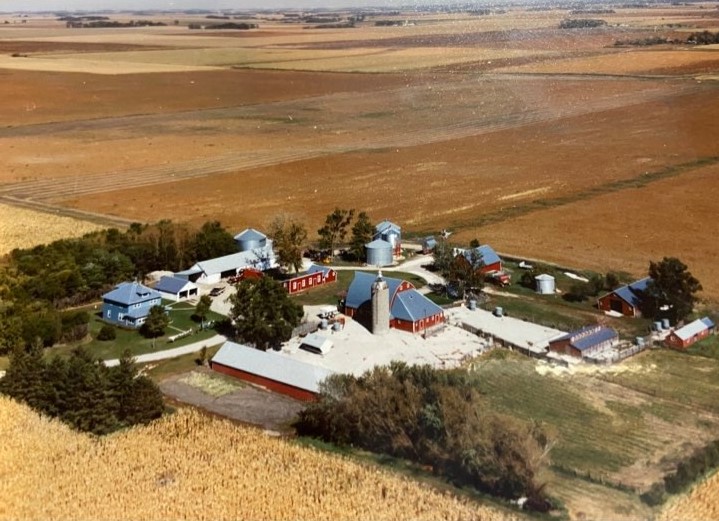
[155,275,198,301]
[210,341,335,401]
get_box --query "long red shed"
[210,341,335,402]
[283,265,337,295]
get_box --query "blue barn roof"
[552,325,618,352]
[103,282,160,306]
[608,277,652,308]
[155,275,195,294]
[701,317,716,329]
[345,271,405,310]
[391,289,443,322]
[461,244,501,268]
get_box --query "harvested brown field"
[469,161,719,299]
[0,396,516,521]
[0,40,166,53]
[0,203,103,255]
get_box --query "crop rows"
[0,396,515,521]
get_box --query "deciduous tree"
[140,305,169,339]
[268,214,308,274]
[317,208,354,260]
[643,257,702,322]
[228,277,303,351]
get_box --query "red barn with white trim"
[282,265,337,295]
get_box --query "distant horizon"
[0,0,429,14]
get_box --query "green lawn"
[145,344,223,381]
[686,334,719,360]
[289,269,427,307]
[49,303,225,361]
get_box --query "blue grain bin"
[468,299,477,311]
[661,318,671,330]
[654,321,663,331]
[365,239,393,267]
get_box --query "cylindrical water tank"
[535,274,556,295]
[468,299,477,311]
[661,318,671,330]
[494,306,504,317]
[636,337,645,346]
[320,318,329,330]
[235,228,267,252]
[654,321,663,331]
[332,321,342,332]
[365,239,393,267]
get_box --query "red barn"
[282,265,337,295]
[665,317,715,350]
[597,277,652,317]
[210,341,335,402]
[549,325,618,358]
[344,271,444,333]
[454,244,502,275]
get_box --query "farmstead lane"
[103,335,226,367]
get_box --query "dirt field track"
[1,8,719,301]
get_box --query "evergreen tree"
[0,344,47,411]
[350,211,374,262]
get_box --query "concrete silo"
[371,271,390,336]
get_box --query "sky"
[0,0,442,12]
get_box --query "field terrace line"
[0,78,704,226]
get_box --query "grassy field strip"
[0,55,222,75]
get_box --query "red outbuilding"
[665,317,715,350]
[597,277,652,317]
[282,264,337,295]
[210,341,335,402]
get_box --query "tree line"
[0,220,237,354]
[296,362,554,509]
[0,346,164,435]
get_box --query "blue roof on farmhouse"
[233,228,266,241]
[375,220,401,234]
[609,277,652,308]
[155,276,195,294]
[345,271,405,310]
[461,244,501,267]
[553,325,618,352]
[391,289,443,322]
[102,282,160,306]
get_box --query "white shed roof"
[301,333,333,354]
[211,341,335,393]
[673,318,711,341]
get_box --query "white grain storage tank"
[375,220,401,254]
[535,274,556,295]
[365,239,393,267]
[234,228,267,252]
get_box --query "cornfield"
[0,396,516,521]
[659,472,719,521]
[0,204,103,255]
